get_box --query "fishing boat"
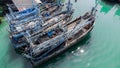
[8,4,63,32]
[9,0,73,51]
[10,7,74,53]
[7,0,72,35]
[6,3,63,26]
[20,7,97,66]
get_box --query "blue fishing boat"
[6,2,62,25]
[9,0,74,54]
[10,8,74,54]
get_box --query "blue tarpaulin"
[47,30,53,37]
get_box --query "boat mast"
[31,0,36,7]
[66,0,72,11]
[57,0,61,6]
[91,0,98,15]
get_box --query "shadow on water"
[0,17,31,68]
[35,33,92,68]
[2,20,32,68]
[8,43,19,61]
[102,0,117,4]
[115,7,120,16]
[8,40,33,68]
[99,0,115,13]
[99,0,120,16]
[114,4,120,16]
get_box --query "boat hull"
[30,23,94,66]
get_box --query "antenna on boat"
[57,0,61,6]
[91,0,98,15]
[66,0,72,11]
[31,0,36,7]
[95,0,98,8]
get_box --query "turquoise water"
[1,0,120,68]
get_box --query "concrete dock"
[12,0,41,11]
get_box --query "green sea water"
[1,0,120,68]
